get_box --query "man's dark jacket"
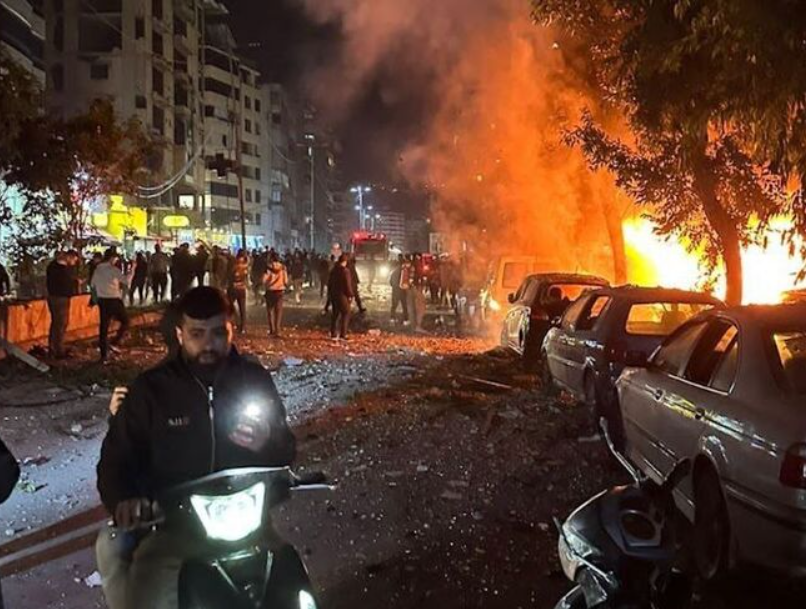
[97,349,296,514]
[328,265,354,300]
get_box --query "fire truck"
[349,231,391,287]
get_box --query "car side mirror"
[624,350,649,368]
[507,293,516,304]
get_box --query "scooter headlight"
[190,482,266,542]
[299,590,318,609]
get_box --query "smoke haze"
[297,0,628,283]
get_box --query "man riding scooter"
[96,286,297,609]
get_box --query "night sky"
[225,0,432,214]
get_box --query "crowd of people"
[10,241,470,363]
[388,253,465,332]
[35,243,378,361]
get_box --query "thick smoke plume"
[298,0,628,284]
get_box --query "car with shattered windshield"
[541,286,722,422]
[616,304,806,578]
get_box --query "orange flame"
[624,217,806,305]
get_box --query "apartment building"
[43,0,207,241]
[1,0,45,84]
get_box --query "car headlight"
[299,590,318,609]
[190,481,266,541]
[489,298,502,312]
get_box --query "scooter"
[146,467,331,609]
[554,420,692,609]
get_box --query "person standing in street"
[251,249,268,306]
[173,243,194,298]
[149,243,170,303]
[46,250,80,359]
[328,254,354,340]
[228,249,249,334]
[348,255,367,314]
[194,244,209,287]
[91,249,130,363]
[399,255,414,326]
[128,252,148,306]
[210,246,228,291]
[389,254,406,323]
[263,254,288,338]
[290,251,305,304]
[317,255,330,301]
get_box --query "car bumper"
[725,483,806,577]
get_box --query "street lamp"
[304,133,316,251]
[350,185,372,230]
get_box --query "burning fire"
[624,217,806,305]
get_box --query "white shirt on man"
[91,262,127,299]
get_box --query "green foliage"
[531,0,800,303]
[2,48,159,267]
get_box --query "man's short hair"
[177,287,234,321]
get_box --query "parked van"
[480,256,551,316]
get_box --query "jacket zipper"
[207,385,216,472]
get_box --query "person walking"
[263,254,288,338]
[128,252,148,306]
[328,254,354,340]
[149,243,170,303]
[91,250,130,363]
[194,244,209,287]
[348,256,367,314]
[46,251,80,358]
[173,243,193,298]
[317,255,330,301]
[399,256,414,326]
[290,251,305,304]
[209,246,223,290]
[251,249,268,305]
[389,254,406,323]
[228,249,249,334]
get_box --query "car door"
[654,320,740,506]
[620,320,709,481]
[545,295,590,387]
[504,279,529,350]
[563,294,613,396]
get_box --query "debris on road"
[83,571,103,588]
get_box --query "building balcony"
[152,90,171,108]
[174,101,191,117]
[173,33,190,55]
[174,0,196,23]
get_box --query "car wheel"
[522,329,540,372]
[540,352,558,396]
[693,468,730,581]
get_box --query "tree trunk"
[602,199,628,285]
[691,152,743,306]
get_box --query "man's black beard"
[184,352,226,385]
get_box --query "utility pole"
[309,142,315,251]
[236,112,247,251]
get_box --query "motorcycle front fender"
[178,544,318,609]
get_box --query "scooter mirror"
[599,417,642,484]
